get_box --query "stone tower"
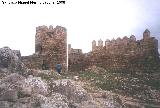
[35,25,67,70]
[143,29,150,40]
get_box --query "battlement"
[35,25,67,54]
[92,35,136,50]
[85,29,159,71]
[36,25,66,33]
[92,29,158,55]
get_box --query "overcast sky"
[0,0,160,55]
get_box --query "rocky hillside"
[0,47,124,108]
[64,66,160,108]
[0,47,160,108]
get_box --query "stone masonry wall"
[22,25,67,71]
[68,44,87,71]
[69,29,159,72]
[89,29,159,71]
[22,27,159,72]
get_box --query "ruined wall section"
[22,25,67,70]
[21,54,42,69]
[68,44,87,71]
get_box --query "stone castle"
[68,29,159,71]
[22,25,67,71]
[21,25,159,72]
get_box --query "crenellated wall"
[69,29,159,71]
[92,29,158,56]
[88,29,159,70]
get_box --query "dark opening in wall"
[35,43,42,54]
[42,60,50,70]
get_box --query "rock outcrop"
[20,76,48,96]
[0,47,124,108]
[49,79,92,103]
[0,47,26,76]
[0,73,123,108]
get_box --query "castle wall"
[68,29,159,72]
[87,30,159,71]
[21,54,43,69]
[68,46,87,71]
[22,27,159,72]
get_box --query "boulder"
[0,73,25,84]
[41,93,69,108]
[0,73,48,99]
[30,93,69,108]
[20,76,48,96]
[0,90,18,102]
[0,75,46,99]
[12,98,32,108]
[49,79,92,103]
[0,101,10,108]
[0,47,13,68]
[0,73,25,92]
[12,102,29,108]
[0,47,26,76]
[0,93,70,108]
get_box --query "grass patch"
[66,68,160,100]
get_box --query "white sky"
[0,0,159,55]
